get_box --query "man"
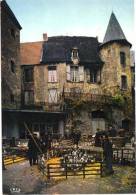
[72,130,81,147]
[108,126,117,137]
[95,128,107,147]
[102,135,114,175]
[28,134,40,166]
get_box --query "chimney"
[43,33,48,41]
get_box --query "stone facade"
[2,1,133,138]
[1,0,22,138]
[100,43,132,95]
[1,0,22,109]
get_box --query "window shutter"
[97,70,101,83]
[49,89,58,103]
[79,66,84,81]
[24,91,29,104]
[86,69,90,82]
[48,70,52,82]
[66,65,71,81]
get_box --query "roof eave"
[99,39,132,49]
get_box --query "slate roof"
[102,12,131,47]
[42,36,102,65]
[1,0,22,30]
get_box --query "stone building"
[1,0,22,138]
[1,0,134,138]
[20,12,134,138]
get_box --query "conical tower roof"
[102,12,131,47]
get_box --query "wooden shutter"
[49,89,58,103]
[79,66,84,81]
[97,70,101,83]
[48,70,51,82]
[66,65,71,81]
[24,91,34,104]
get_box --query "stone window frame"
[10,59,16,73]
[70,65,79,82]
[10,94,15,103]
[10,28,16,39]
[48,65,57,83]
[23,67,34,83]
[120,51,126,67]
[86,68,98,84]
[121,75,127,90]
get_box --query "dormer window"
[71,47,79,59]
[71,47,79,65]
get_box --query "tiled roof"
[20,42,43,65]
[42,36,102,64]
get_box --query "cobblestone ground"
[3,161,136,194]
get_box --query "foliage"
[112,94,125,107]
[112,90,133,118]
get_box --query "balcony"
[21,92,113,112]
[64,92,113,105]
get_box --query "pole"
[24,122,43,154]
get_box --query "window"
[48,66,57,82]
[24,67,33,82]
[90,71,97,83]
[86,69,97,83]
[11,60,15,73]
[24,91,34,105]
[48,89,58,103]
[10,28,16,39]
[10,94,14,103]
[121,75,127,90]
[67,65,84,82]
[71,66,79,82]
[120,52,126,67]
[72,48,78,59]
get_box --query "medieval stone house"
[1,0,134,138]
[20,13,134,138]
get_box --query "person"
[94,128,106,147]
[108,126,117,137]
[40,132,48,153]
[102,134,114,175]
[10,137,16,147]
[72,130,81,147]
[28,133,40,166]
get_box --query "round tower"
[100,12,132,96]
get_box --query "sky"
[6,0,134,45]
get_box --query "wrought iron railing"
[64,92,113,105]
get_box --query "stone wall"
[100,42,132,95]
[1,2,21,109]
